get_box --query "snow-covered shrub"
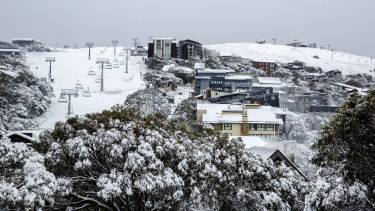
[305,169,370,210]
[34,105,309,210]
[124,88,173,116]
[0,139,60,210]
[0,54,53,130]
[143,71,183,88]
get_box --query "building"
[252,61,280,77]
[325,69,342,78]
[300,73,325,82]
[0,41,20,55]
[6,130,41,145]
[12,38,35,47]
[148,38,177,59]
[287,91,330,112]
[197,103,285,141]
[178,39,202,60]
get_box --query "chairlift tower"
[112,40,118,55]
[86,42,94,59]
[125,48,129,73]
[60,89,79,117]
[96,58,109,91]
[272,38,276,45]
[45,57,56,82]
[331,49,335,61]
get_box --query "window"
[225,133,232,137]
[224,124,232,130]
[266,125,274,131]
[250,124,257,131]
[258,124,265,131]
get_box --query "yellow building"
[197,103,285,141]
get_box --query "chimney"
[242,115,248,122]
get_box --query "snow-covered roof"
[198,104,282,124]
[197,69,235,74]
[301,73,324,76]
[0,49,21,52]
[7,132,37,142]
[162,64,175,72]
[231,136,267,148]
[196,76,210,80]
[0,69,19,77]
[252,83,285,89]
[194,63,205,70]
[249,146,277,160]
[225,75,253,80]
[153,38,174,40]
[257,77,282,84]
[12,38,34,41]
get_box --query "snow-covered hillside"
[26,47,145,128]
[205,43,375,75]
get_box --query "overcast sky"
[1,0,374,57]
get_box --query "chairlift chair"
[82,87,92,97]
[57,93,67,103]
[88,67,96,75]
[95,77,101,83]
[120,60,125,65]
[75,80,83,89]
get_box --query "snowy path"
[26,47,145,129]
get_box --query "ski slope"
[26,47,145,129]
[205,43,375,75]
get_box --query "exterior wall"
[153,39,172,59]
[196,109,207,121]
[221,123,242,136]
[178,40,202,60]
[253,62,277,77]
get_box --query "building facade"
[252,61,280,77]
[148,38,177,59]
[197,103,285,141]
[178,39,202,60]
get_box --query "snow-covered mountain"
[26,47,145,128]
[205,43,375,75]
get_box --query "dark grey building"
[178,39,202,60]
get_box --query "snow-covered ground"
[26,47,145,129]
[205,43,375,75]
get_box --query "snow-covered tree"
[284,111,315,143]
[312,90,375,204]
[0,138,61,210]
[305,168,371,210]
[33,105,309,210]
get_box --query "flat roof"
[12,38,34,41]
[197,68,235,74]
[258,77,282,84]
[225,75,253,80]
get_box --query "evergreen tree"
[311,90,375,205]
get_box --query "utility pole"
[45,57,56,82]
[60,89,79,117]
[96,58,109,91]
[293,39,297,50]
[125,49,129,73]
[272,38,276,45]
[86,42,94,59]
[112,40,118,55]
[331,49,335,61]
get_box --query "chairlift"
[82,87,91,97]
[120,60,125,65]
[65,107,75,118]
[57,93,67,103]
[88,67,96,75]
[75,80,83,89]
[95,77,101,83]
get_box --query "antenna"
[86,42,94,59]
[112,40,118,55]
[60,89,79,117]
[45,57,56,82]
[96,58,109,91]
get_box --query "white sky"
[1,0,374,57]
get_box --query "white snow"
[230,136,267,148]
[205,43,375,75]
[26,47,145,128]
[0,70,19,77]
